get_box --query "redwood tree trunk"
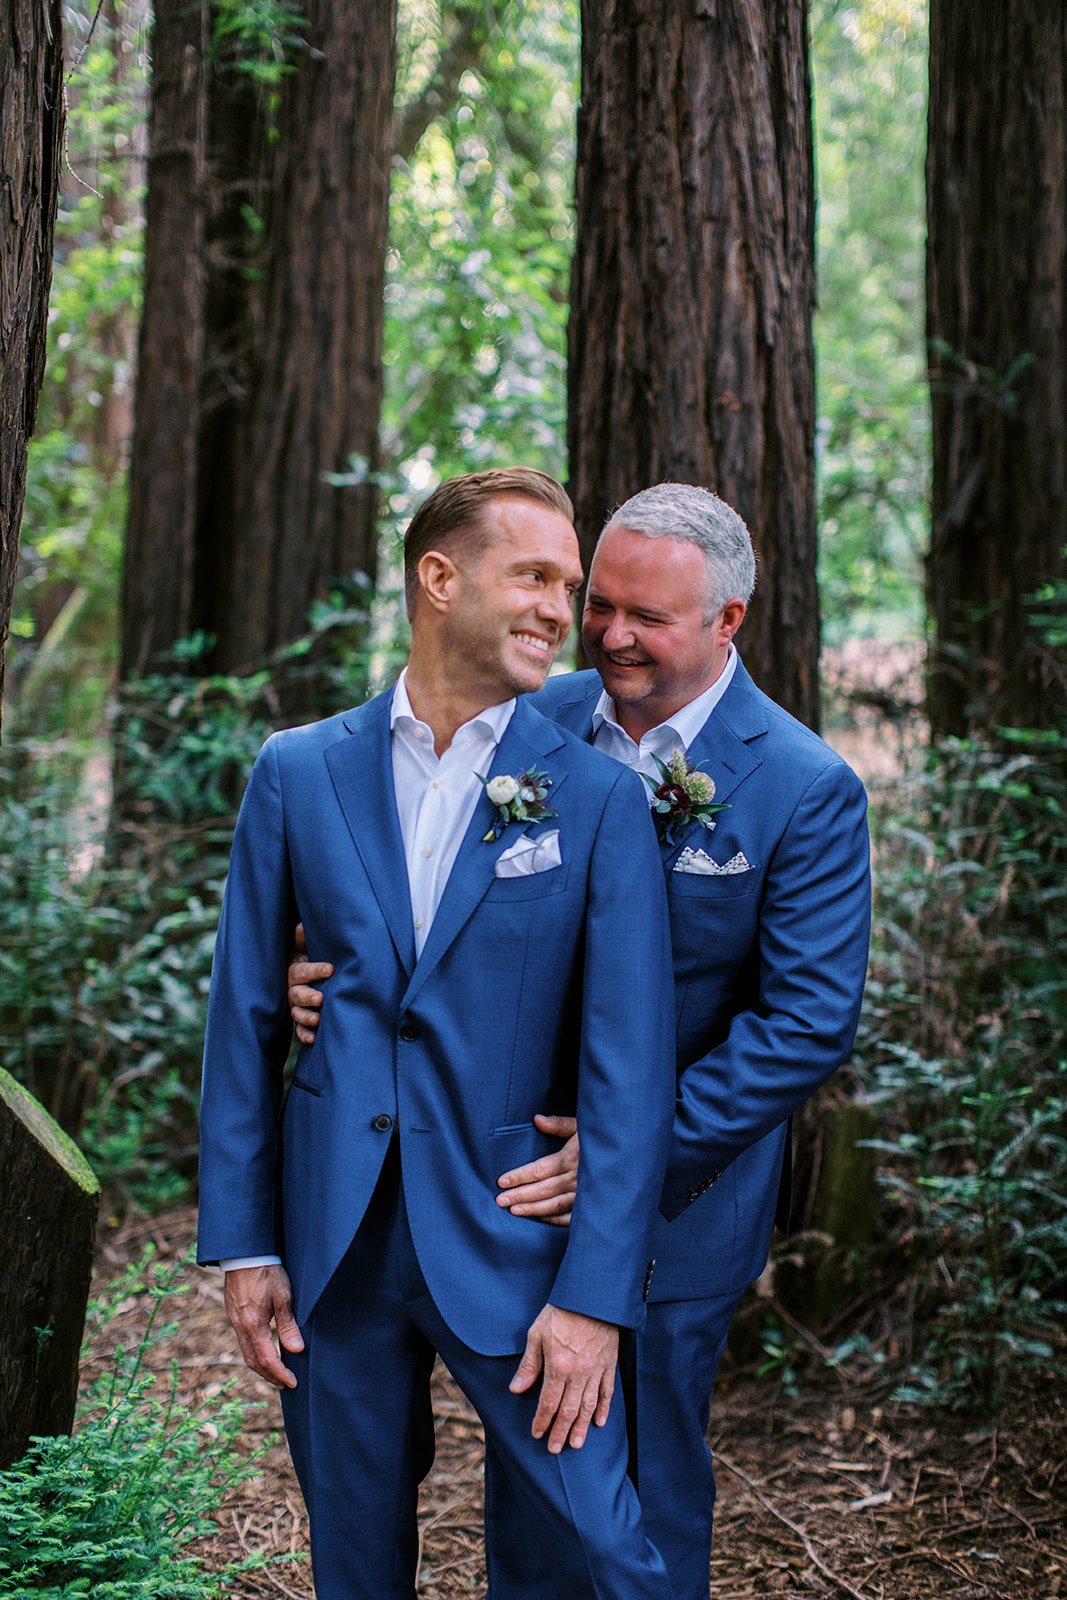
[926,2,1067,738]
[121,0,396,681]
[217,0,396,672]
[569,0,818,726]
[0,0,64,728]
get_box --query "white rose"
[487,774,521,806]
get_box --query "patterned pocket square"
[673,846,752,876]
[495,829,562,878]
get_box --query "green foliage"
[0,726,233,1207]
[858,727,1067,1407]
[383,0,576,524]
[0,1252,269,1598]
[756,1318,803,1400]
[811,0,929,639]
[0,604,381,1206]
[211,0,308,85]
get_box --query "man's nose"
[600,613,634,650]
[538,584,574,632]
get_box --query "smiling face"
[439,495,584,702]
[582,523,746,739]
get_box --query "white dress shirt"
[390,669,515,958]
[590,646,737,782]
[222,671,516,1273]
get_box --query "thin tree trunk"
[0,0,65,729]
[569,0,818,726]
[926,1,1067,739]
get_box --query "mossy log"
[0,1068,99,1468]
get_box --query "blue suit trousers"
[281,1143,672,1600]
[485,1289,741,1600]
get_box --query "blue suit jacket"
[531,660,871,1302]
[197,691,676,1354]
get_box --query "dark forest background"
[1,4,1064,1584]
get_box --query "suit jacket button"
[373,1113,393,1132]
[399,1021,420,1042]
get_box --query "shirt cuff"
[220,1255,283,1271]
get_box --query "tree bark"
[121,0,396,681]
[569,0,818,726]
[119,0,208,679]
[215,0,396,672]
[0,1069,99,1468]
[0,0,64,730]
[926,1,1067,739]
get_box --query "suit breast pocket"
[668,869,759,903]
[484,863,571,902]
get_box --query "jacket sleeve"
[658,760,872,1221]
[197,735,299,1263]
[547,766,676,1328]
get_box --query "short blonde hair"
[403,468,574,616]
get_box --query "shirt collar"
[591,645,738,750]
[390,667,516,744]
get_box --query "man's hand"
[224,1264,304,1389]
[496,1115,579,1225]
[288,922,332,1046]
[510,1304,618,1452]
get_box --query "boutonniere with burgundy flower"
[642,751,727,845]
[479,767,558,842]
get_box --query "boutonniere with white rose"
[479,767,557,842]
[642,751,727,845]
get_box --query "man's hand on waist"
[496,1115,579,1225]
[288,922,333,1046]
[509,1303,617,1453]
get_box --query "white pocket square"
[495,829,562,878]
[673,846,752,876]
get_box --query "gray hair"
[602,483,756,615]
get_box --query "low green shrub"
[0,1253,270,1598]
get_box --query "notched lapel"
[324,691,416,974]
[402,701,569,1007]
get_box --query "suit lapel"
[657,657,767,866]
[323,688,416,975]
[402,699,569,1008]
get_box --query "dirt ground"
[83,1206,1066,1600]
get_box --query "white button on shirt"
[221,669,516,1274]
[591,646,738,782]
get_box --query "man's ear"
[717,599,747,645]
[417,549,460,613]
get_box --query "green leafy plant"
[858,725,1067,1407]
[756,1318,803,1400]
[0,1252,271,1598]
[0,602,383,1207]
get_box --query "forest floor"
[84,1205,1066,1600]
